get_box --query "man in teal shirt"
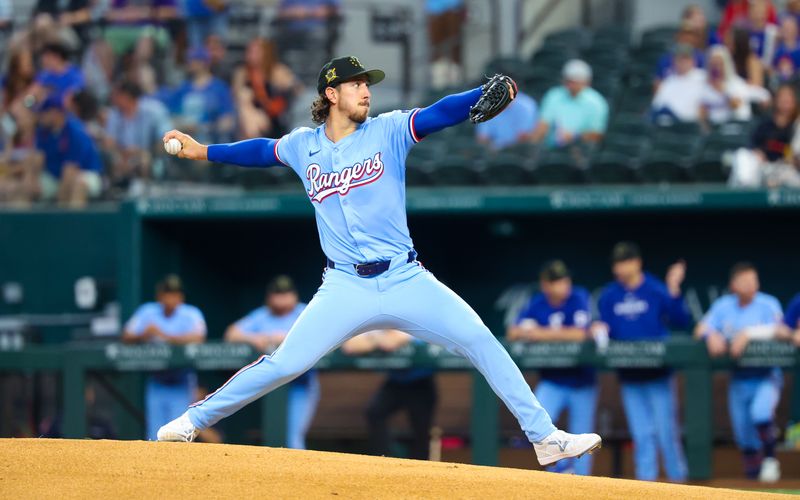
[532,59,609,148]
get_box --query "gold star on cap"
[349,57,363,69]
[325,68,338,83]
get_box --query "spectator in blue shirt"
[163,46,235,144]
[224,275,318,450]
[695,262,789,482]
[35,95,102,207]
[507,260,595,475]
[183,0,229,50]
[104,80,173,185]
[532,59,608,149]
[34,42,85,104]
[122,274,207,441]
[476,90,538,150]
[594,242,689,482]
[342,330,437,460]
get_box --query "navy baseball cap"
[267,275,297,295]
[157,274,184,294]
[539,260,571,282]
[611,242,642,263]
[317,56,385,94]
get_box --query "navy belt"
[327,250,417,277]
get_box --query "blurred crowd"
[5,0,800,208]
[478,0,800,187]
[0,0,340,207]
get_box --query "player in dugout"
[507,260,597,475]
[157,55,601,468]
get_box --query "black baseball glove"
[469,74,518,124]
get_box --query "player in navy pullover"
[594,242,689,482]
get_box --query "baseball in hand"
[164,138,182,155]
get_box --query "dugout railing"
[0,338,797,480]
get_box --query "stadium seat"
[651,130,702,158]
[481,153,535,186]
[405,165,435,187]
[601,134,648,159]
[692,149,729,183]
[532,149,587,185]
[429,158,483,186]
[638,150,692,183]
[589,151,639,184]
[547,27,593,47]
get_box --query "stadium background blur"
[1,0,800,486]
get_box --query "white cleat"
[157,412,199,442]
[534,429,602,467]
[758,457,780,483]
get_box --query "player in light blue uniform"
[507,261,596,475]
[121,275,207,440]
[224,275,319,449]
[695,262,786,482]
[157,56,601,466]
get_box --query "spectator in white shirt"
[652,44,706,125]
[699,45,752,128]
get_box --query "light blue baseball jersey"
[235,303,308,333]
[703,292,783,339]
[275,110,421,264]
[234,302,313,386]
[125,302,207,338]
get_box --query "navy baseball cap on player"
[539,260,571,282]
[317,56,385,94]
[157,274,184,294]
[267,275,297,295]
[611,242,642,263]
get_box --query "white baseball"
[164,138,182,155]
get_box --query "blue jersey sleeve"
[124,304,152,335]
[235,308,266,333]
[207,138,283,168]
[184,305,208,335]
[571,289,591,328]
[414,87,482,138]
[515,297,536,324]
[275,126,314,170]
[374,109,421,160]
[597,287,613,324]
[703,297,727,335]
[784,294,800,329]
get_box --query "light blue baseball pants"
[728,369,783,451]
[287,373,321,450]
[620,376,687,482]
[146,376,196,441]
[535,380,598,475]
[188,253,557,443]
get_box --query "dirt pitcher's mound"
[0,439,786,499]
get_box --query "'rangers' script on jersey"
[306,152,384,203]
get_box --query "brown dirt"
[0,439,788,499]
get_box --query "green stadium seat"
[639,150,692,183]
[430,158,483,186]
[481,153,535,186]
[532,149,586,185]
[589,150,639,184]
[692,149,729,183]
[601,134,648,158]
[405,165,434,187]
[543,27,592,49]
